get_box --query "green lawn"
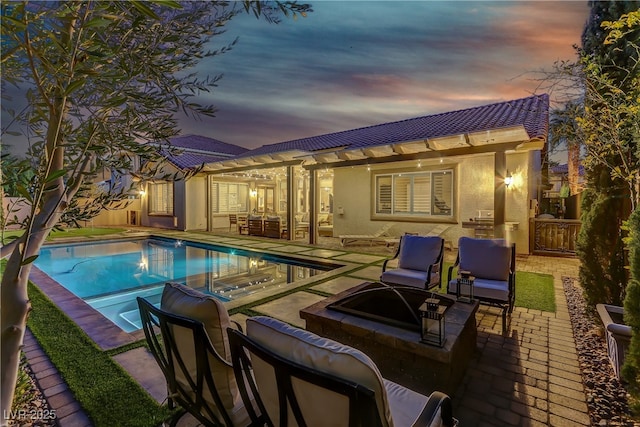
[27,282,171,427]
[442,263,556,312]
[2,227,127,244]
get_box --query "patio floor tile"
[311,277,364,294]
[332,253,387,264]
[253,291,326,328]
[347,265,383,281]
[296,248,347,258]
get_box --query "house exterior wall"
[332,152,535,254]
[185,176,207,230]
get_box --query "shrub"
[623,208,640,415]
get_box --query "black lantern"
[419,298,446,347]
[456,270,475,303]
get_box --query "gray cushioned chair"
[381,235,444,290]
[229,316,457,427]
[447,237,516,333]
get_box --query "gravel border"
[9,360,56,427]
[563,276,638,426]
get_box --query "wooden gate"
[529,218,581,257]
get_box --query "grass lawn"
[442,263,556,312]
[27,282,171,427]
[2,227,127,245]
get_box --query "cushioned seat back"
[246,316,393,427]
[160,282,239,416]
[398,235,443,272]
[458,237,511,281]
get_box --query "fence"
[529,218,581,257]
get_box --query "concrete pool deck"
[25,229,589,427]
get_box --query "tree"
[0,0,310,417]
[549,101,582,195]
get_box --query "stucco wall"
[332,152,535,254]
[185,176,207,230]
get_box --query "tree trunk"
[1,222,54,422]
[1,239,32,424]
[568,142,580,195]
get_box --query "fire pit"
[327,282,454,332]
[300,282,478,396]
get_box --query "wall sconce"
[250,189,257,197]
[504,171,513,188]
[138,189,146,197]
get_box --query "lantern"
[419,298,446,347]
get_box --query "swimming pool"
[34,237,337,332]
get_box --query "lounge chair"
[380,235,444,290]
[446,237,516,334]
[137,282,255,427]
[339,223,394,247]
[228,316,457,427]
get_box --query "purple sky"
[177,1,590,150]
[2,1,590,156]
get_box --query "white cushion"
[246,316,394,427]
[384,379,430,426]
[160,282,247,425]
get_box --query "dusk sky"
[2,1,591,156]
[178,1,591,151]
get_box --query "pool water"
[34,237,334,332]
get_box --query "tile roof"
[236,94,549,158]
[170,134,249,156]
[164,135,249,170]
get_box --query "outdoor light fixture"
[456,270,475,303]
[250,189,257,197]
[504,171,513,188]
[419,298,446,347]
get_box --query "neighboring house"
[135,94,550,254]
[539,163,585,219]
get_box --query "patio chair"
[446,237,516,334]
[263,216,285,239]
[229,214,238,232]
[228,316,457,427]
[248,215,263,236]
[339,223,394,247]
[229,214,248,234]
[137,282,255,427]
[380,235,444,290]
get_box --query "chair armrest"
[382,256,397,272]
[230,319,244,333]
[446,256,460,290]
[411,391,457,427]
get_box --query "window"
[148,182,174,215]
[210,181,249,213]
[374,170,454,217]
